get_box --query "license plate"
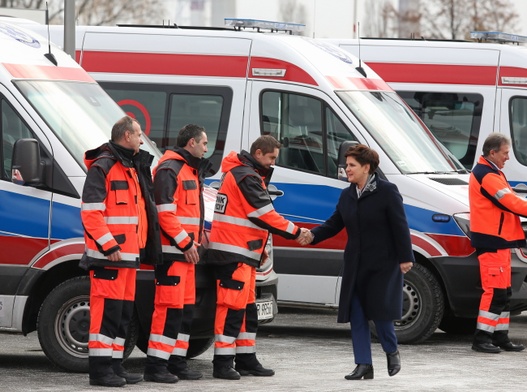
[257,300,274,320]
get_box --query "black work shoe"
[89,373,126,387]
[345,364,374,380]
[472,342,501,353]
[235,363,275,377]
[386,350,401,377]
[172,367,203,380]
[112,368,143,384]
[144,369,179,383]
[493,341,525,352]
[213,366,241,380]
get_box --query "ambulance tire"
[371,263,444,344]
[37,275,138,373]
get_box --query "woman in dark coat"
[300,144,414,380]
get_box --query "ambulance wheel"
[37,275,138,373]
[371,263,444,344]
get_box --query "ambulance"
[0,18,251,373]
[22,18,527,344]
[328,32,527,191]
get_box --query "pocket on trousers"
[487,267,507,288]
[91,268,119,298]
[217,279,246,309]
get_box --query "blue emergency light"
[470,31,527,44]
[224,18,305,34]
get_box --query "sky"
[167,0,527,39]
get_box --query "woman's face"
[345,156,370,186]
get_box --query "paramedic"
[80,115,162,387]
[298,144,414,380]
[144,124,210,383]
[469,133,526,354]
[206,135,305,380]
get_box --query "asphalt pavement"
[1,308,527,391]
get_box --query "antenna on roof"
[44,2,57,66]
[355,22,367,77]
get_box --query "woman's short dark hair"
[345,144,379,174]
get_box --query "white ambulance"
[0,18,230,372]
[328,32,527,193]
[24,19,527,344]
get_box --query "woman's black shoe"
[344,364,374,380]
[387,350,401,376]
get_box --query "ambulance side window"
[510,97,527,166]
[261,90,357,178]
[100,83,231,176]
[397,91,482,169]
[1,98,34,180]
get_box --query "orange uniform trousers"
[88,267,136,377]
[147,261,196,361]
[475,249,512,343]
[214,262,257,358]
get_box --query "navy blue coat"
[311,175,414,323]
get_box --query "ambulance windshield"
[337,90,461,174]
[13,80,161,170]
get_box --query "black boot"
[213,355,241,380]
[473,330,501,353]
[345,364,374,380]
[235,353,275,377]
[111,359,143,384]
[89,356,126,387]
[144,356,179,383]
[168,355,203,380]
[386,350,401,376]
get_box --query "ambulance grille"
[429,178,468,186]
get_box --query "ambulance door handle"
[513,183,527,199]
[267,184,284,200]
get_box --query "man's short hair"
[176,124,205,148]
[111,115,138,142]
[482,133,510,157]
[250,135,281,155]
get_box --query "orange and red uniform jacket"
[469,155,527,250]
[153,148,205,262]
[207,150,300,267]
[80,141,161,269]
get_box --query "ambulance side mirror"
[11,138,42,186]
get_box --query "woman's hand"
[400,262,413,274]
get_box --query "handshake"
[297,227,314,246]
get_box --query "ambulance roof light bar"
[224,18,305,34]
[470,31,527,45]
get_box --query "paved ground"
[1,308,527,391]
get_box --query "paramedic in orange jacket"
[80,116,162,387]
[144,124,210,383]
[469,133,526,354]
[207,135,305,380]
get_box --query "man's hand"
[107,250,122,262]
[297,228,314,246]
[400,262,413,274]
[184,245,200,264]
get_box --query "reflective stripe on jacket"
[207,150,300,267]
[469,155,527,249]
[153,148,205,262]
